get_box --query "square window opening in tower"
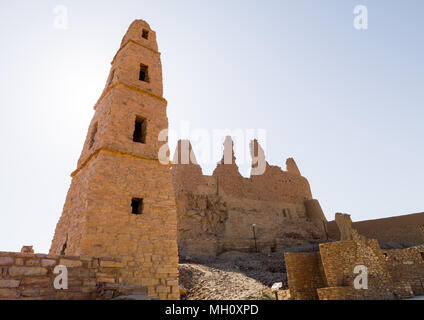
[133,116,147,143]
[139,64,149,82]
[131,198,144,215]
[142,29,149,40]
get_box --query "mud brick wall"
[173,139,328,258]
[327,212,424,245]
[0,251,147,300]
[284,252,327,300]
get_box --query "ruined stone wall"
[285,240,417,300]
[383,246,424,295]
[285,214,423,300]
[317,238,414,300]
[0,251,147,300]
[172,140,328,257]
[327,212,424,245]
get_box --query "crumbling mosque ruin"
[172,138,328,257]
[0,20,423,300]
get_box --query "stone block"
[97,277,116,284]
[59,259,82,268]
[41,259,57,267]
[0,288,19,298]
[0,257,14,266]
[8,267,48,277]
[0,279,20,288]
[100,260,123,268]
[26,259,41,266]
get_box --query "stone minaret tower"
[50,20,179,300]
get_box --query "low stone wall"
[317,287,357,300]
[0,251,147,300]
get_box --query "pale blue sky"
[0,1,423,253]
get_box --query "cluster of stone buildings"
[0,19,423,300]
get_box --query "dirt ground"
[178,251,290,300]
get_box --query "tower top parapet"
[119,19,159,52]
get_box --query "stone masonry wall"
[285,214,423,300]
[285,240,417,300]
[284,252,327,300]
[0,251,147,300]
[383,246,424,296]
[50,20,179,300]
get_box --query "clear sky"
[0,1,423,253]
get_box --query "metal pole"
[252,224,258,253]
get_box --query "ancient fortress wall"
[0,251,147,300]
[327,211,424,245]
[172,139,329,257]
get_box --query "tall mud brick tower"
[50,20,179,300]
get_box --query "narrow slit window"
[142,29,149,40]
[139,64,149,82]
[133,116,147,143]
[131,198,144,215]
[60,241,67,255]
[89,122,98,149]
[421,252,424,261]
[108,69,115,86]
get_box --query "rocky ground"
[178,243,424,300]
[179,250,307,300]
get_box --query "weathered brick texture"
[50,20,179,300]
[285,214,424,300]
[0,252,147,300]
